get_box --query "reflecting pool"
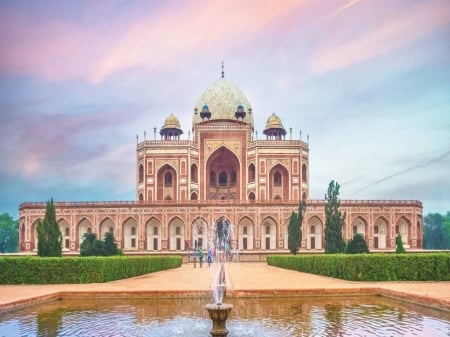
[1,296,449,337]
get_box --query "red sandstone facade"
[18,75,423,254]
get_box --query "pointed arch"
[268,163,289,201]
[260,216,277,250]
[77,217,93,249]
[99,217,115,240]
[156,164,178,201]
[248,191,256,201]
[307,216,323,250]
[351,216,368,238]
[302,163,307,183]
[20,222,26,251]
[146,217,161,251]
[123,216,138,250]
[31,218,42,251]
[192,216,208,250]
[58,218,71,251]
[191,163,198,183]
[248,163,255,182]
[168,216,185,250]
[138,164,144,183]
[238,216,254,250]
[396,216,411,247]
[374,216,388,249]
[206,146,240,200]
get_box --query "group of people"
[195,246,213,267]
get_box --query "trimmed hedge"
[267,253,450,281]
[0,255,182,284]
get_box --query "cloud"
[0,101,140,180]
[0,0,303,84]
[310,0,450,74]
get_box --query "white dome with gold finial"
[193,77,253,128]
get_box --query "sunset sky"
[0,0,449,218]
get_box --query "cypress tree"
[395,233,406,253]
[288,211,299,254]
[297,200,306,250]
[324,180,345,253]
[36,198,62,257]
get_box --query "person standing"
[207,247,213,267]
[198,247,204,268]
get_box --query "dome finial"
[221,61,224,78]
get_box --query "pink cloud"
[0,1,304,84]
[310,0,450,74]
[90,0,304,83]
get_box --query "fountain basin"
[205,303,233,337]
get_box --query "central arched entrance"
[206,146,240,200]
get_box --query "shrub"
[0,256,182,284]
[267,253,450,281]
[346,233,369,254]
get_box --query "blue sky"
[0,0,449,218]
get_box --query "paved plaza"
[1,262,449,312]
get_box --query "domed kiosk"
[160,113,183,140]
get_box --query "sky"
[0,0,449,219]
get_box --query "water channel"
[1,295,449,336]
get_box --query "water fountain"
[204,217,234,337]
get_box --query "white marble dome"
[193,77,253,127]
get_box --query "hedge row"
[267,253,450,281]
[0,255,182,284]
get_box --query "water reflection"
[1,296,449,337]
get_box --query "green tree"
[0,213,19,253]
[288,211,299,254]
[80,232,97,256]
[423,212,450,249]
[324,181,345,253]
[346,233,369,254]
[104,231,121,256]
[297,200,306,249]
[395,233,406,253]
[36,199,62,257]
[80,232,122,256]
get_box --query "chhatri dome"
[193,67,254,128]
[160,113,183,140]
[263,112,286,139]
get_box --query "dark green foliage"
[297,200,306,249]
[36,199,62,257]
[80,233,98,256]
[80,232,122,256]
[395,233,406,254]
[104,231,122,256]
[267,253,450,281]
[346,233,369,254]
[0,256,182,284]
[0,213,18,253]
[324,181,345,253]
[423,212,450,249]
[288,211,299,254]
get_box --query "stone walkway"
[1,262,449,312]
